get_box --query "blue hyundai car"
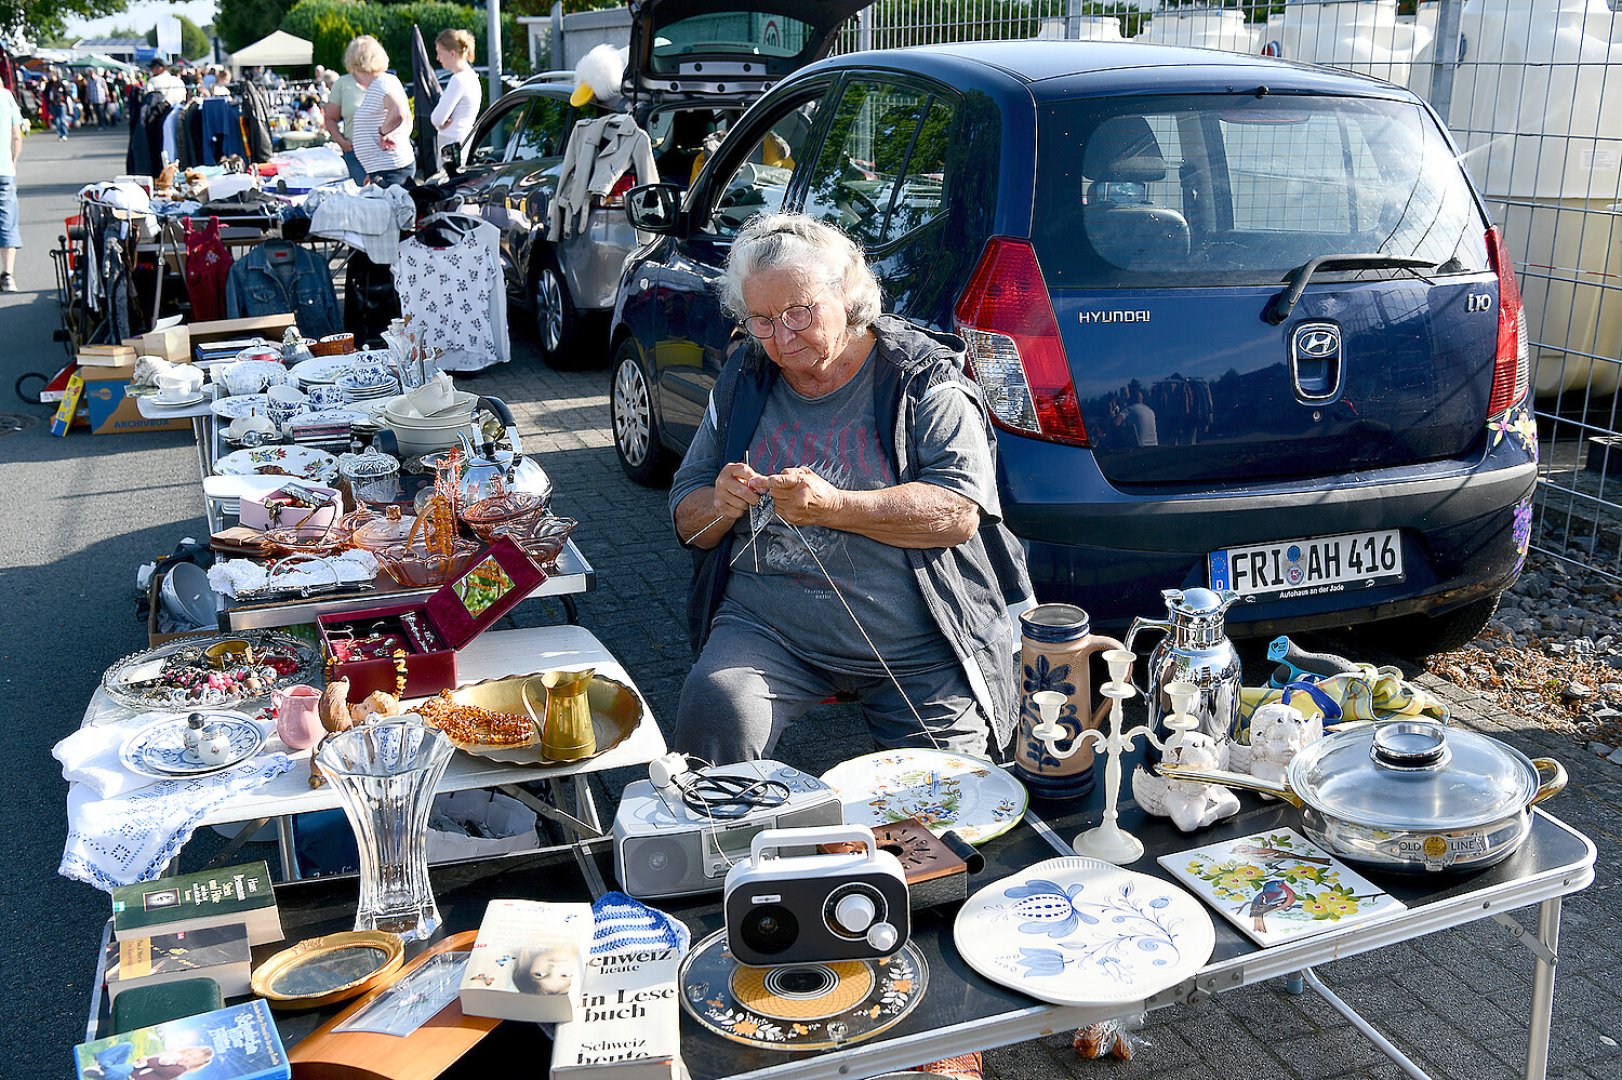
[608,40,1537,653]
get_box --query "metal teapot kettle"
[1124,587,1244,753]
[454,397,553,507]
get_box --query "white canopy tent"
[227,30,314,72]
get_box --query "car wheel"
[611,340,674,486]
[1363,593,1502,659]
[531,251,585,369]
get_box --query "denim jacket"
[223,241,342,338]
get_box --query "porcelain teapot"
[1125,587,1244,753]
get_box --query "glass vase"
[315,717,454,942]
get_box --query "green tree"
[146,13,213,60]
[215,0,296,52]
[0,0,127,43]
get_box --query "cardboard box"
[139,324,191,362]
[187,313,297,357]
[318,538,545,698]
[77,344,138,368]
[79,366,192,436]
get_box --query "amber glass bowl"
[486,515,578,568]
[373,538,481,587]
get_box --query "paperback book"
[111,861,282,945]
[1158,827,1407,947]
[550,947,683,1080]
[459,899,594,1023]
[74,998,289,1080]
[105,923,253,1000]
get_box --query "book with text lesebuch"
[459,899,594,1023]
[549,948,683,1080]
[111,860,283,946]
[105,922,253,1001]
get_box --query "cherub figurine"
[1132,732,1240,832]
[1232,698,1325,790]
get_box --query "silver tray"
[101,630,323,710]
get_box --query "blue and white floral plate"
[952,857,1214,1007]
[821,748,1028,845]
[119,711,268,779]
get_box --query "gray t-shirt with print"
[671,348,1001,676]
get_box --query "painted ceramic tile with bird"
[1158,828,1406,947]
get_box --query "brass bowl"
[250,930,405,1009]
[203,638,251,670]
[418,672,643,766]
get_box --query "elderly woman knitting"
[670,213,1032,763]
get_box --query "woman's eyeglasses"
[743,298,823,340]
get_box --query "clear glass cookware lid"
[1291,721,1538,831]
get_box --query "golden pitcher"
[534,668,597,762]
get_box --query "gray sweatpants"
[674,621,990,764]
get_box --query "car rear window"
[1034,93,1490,288]
[650,12,819,72]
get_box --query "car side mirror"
[626,183,683,233]
[441,141,464,178]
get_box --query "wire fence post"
[1068,0,1084,41]
[858,6,874,53]
[1427,0,1464,123]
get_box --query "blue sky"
[66,0,221,39]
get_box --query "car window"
[701,97,821,238]
[801,80,950,247]
[466,102,527,167]
[649,106,739,189]
[511,96,571,162]
[1034,94,1490,287]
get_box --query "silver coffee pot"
[1125,587,1244,751]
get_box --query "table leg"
[276,815,300,882]
[1525,897,1562,1080]
[572,774,601,834]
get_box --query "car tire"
[611,340,674,486]
[1365,593,1502,659]
[531,249,586,369]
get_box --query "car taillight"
[953,237,1087,446]
[1486,225,1529,417]
[598,173,637,208]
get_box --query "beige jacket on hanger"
[546,113,659,242]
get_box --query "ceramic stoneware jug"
[1013,604,1123,800]
[1125,588,1244,760]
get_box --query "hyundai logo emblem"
[1294,326,1340,358]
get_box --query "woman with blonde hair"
[343,35,415,186]
[431,29,482,160]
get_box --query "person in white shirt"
[146,58,186,105]
[431,29,482,163]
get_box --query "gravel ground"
[1427,553,1622,762]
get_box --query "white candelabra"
[1030,649,1202,864]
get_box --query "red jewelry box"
[318,536,546,699]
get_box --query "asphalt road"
[3,129,1618,1080]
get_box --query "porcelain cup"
[227,414,277,442]
[307,384,348,410]
[266,384,308,426]
[220,364,269,397]
[156,366,204,401]
[272,684,326,750]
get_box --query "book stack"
[74,998,290,1080]
[111,861,283,946]
[459,899,595,1023]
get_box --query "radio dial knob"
[866,922,899,952]
[833,894,876,934]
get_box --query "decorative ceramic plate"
[214,444,338,482]
[291,408,372,427]
[289,355,362,385]
[952,857,1214,1007]
[211,393,270,420]
[119,711,268,778]
[678,929,927,1052]
[101,630,323,710]
[148,390,207,408]
[336,369,397,394]
[251,930,406,1009]
[821,748,1029,845]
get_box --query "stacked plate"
[289,354,363,388]
[337,368,401,402]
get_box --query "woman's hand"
[379,132,396,151]
[758,467,844,527]
[713,460,764,520]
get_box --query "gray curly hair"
[720,213,882,331]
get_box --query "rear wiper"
[1266,253,1446,325]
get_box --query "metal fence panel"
[832,0,1622,581]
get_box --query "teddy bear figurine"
[1132,732,1241,832]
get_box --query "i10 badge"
[1210,529,1404,600]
